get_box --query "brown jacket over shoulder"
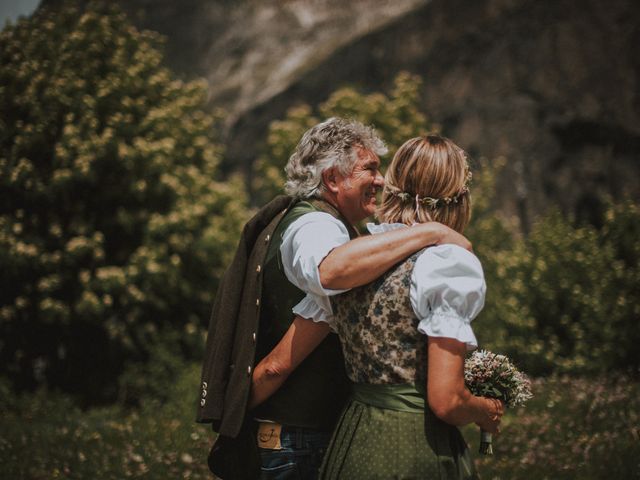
[196,195,293,436]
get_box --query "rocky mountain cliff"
[40,0,640,226]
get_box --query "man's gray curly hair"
[284,117,387,199]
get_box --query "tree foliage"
[0,2,247,403]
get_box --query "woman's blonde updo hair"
[378,135,472,233]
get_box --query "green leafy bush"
[468,159,639,375]
[0,2,247,403]
[472,191,640,375]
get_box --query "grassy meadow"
[1,369,638,479]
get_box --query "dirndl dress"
[319,383,477,479]
[293,242,485,480]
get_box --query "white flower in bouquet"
[464,350,533,454]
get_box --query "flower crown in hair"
[386,170,472,209]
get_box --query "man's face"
[333,147,384,225]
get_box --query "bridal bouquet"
[464,350,533,455]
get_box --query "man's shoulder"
[282,201,344,232]
[245,197,327,230]
[286,200,319,217]
[286,198,346,221]
[251,196,294,223]
[236,196,294,251]
[282,199,358,240]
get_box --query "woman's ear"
[322,167,340,193]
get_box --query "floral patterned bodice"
[330,252,427,385]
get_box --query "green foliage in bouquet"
[252,72,434,204]
[464,349,533,454]
[465,350,533,408]
[0,2,247,403]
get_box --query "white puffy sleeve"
[410,244,486,350]
[292,293,335,326]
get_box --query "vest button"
[247,365,252,376]
[200,398,206,407]
[256,264,261,273]
[252,332,256,343]
[256,298,260,307]
[264,234,270,243]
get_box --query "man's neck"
[319,192,339,212]
[318,193,353,225]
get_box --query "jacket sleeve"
[196,227,250,425]
[196,196,293,427]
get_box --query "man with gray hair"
[198,117,471,479]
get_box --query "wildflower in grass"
[465,350,533,454]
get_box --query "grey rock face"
[201,0,430,127]
[70,0,430,127]
[39,0,640,223]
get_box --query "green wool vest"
[253,199,356,430]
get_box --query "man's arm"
[319,222,472,290]
[282,215,472,297]
[248,316,330,409]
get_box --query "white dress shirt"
[279,212,352,323]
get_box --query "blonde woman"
[250,135,503,479]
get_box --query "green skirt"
[319,384,478,480]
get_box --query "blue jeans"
[259,426,331,480]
